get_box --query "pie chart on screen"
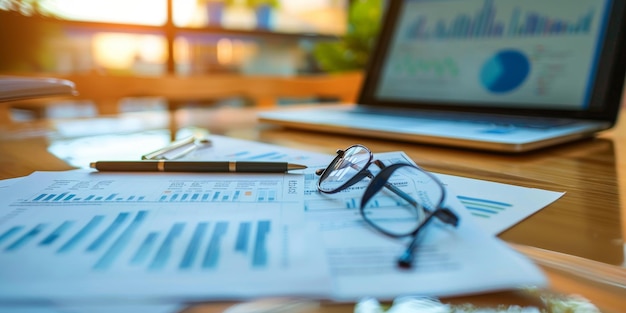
[480,49,530,93]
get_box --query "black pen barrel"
[91,161,159,172]
[90,161,299,173]
[234,162,287,172]
[165,161,230,172]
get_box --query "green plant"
[313,0,383,73]
[244,0,279,8]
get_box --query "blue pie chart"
[480,50,530,93]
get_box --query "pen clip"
[142,136,211,160]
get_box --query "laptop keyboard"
[350,108,579,130]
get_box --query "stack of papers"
[0,135,564,303]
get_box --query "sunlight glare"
[47,0,167,25]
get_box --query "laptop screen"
[362,0,626,119]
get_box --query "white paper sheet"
[172,137,553,298]
[0,134,565,306]
[301,151,547,300]
[0,171,331,301]
[47,132,565,235]
[188,135,564,236]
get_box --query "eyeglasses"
[315,144,459,268]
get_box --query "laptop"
[259,0,626,153]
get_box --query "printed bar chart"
[457,195,513,218]
[26,188,274,204]
[93,211,148,270]
[149,223,185,270]
[179,222,208,269]
[5,223,47,251]
[57,215,105,253]
[252,221,270,267]
[131,232,159,265]
[30,192,148,203]
[235,222,251,254]
[17,172,296,206]
[0,211,273,272]
[202,222,228,269]
[40,221,74,246]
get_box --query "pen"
[89,160,307,173]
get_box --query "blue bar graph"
[457,195,512,218]
[0,205,280,271]
[27,193,148,203]
[40,221,74,246]
[0,226,24,246]
[407,0,596,40]
[5,224,46,251]
[93,211,148,270]
[58,216,105,253]
[131,232,159,265]
[180,222,209,269]
[157,190,261,202]
[87,212,130,252]
[235,222,251,253]
[53,193,68,201]
[202,222,228,269]
[228,151,250,157]
[149,222,185,270]
[252,221,270,267]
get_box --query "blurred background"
[0,0,384,75]
[0,0,382,121]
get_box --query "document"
[0,134,565,303]
[48,131,565,236]
[0,171,331,301]
[185,135,563,236]
[302,151,547,300]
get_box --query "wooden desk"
[0,105,624,312]
[0,72,363,123]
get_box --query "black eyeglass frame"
[316,144,459,268]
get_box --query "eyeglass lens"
[318,145,372,193]
[360,165,444,237]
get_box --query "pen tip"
[288,163,307,170]
[89,162,96,168]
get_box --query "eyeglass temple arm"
[364,163,459,227]
[362,169,420,209]
[397,213,438,268]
